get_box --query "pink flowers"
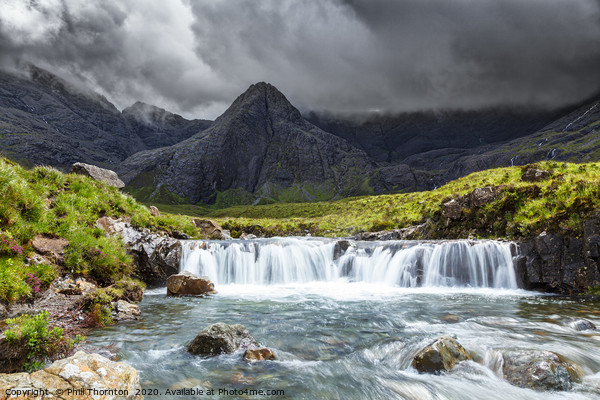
[27,273,41,295]
[0,232,23,255]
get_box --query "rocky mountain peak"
[218,81,302,124]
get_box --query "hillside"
[0,66,211,169]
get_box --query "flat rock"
[166,272,216,296]
[71,162,125,188]
[31,236,68,257]
[0,351,142,399]
[411,336,472,374]
[187,323,258,356]
[112,300,141,322]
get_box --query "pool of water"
[86,284,600,399]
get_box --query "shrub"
[4,311,70,372]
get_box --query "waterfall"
[179,238,517,289]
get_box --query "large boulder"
[502,350,581,391]
[71,162,125,188]
[0,351,142,399]
[96,217,182,285]
[166,272,216,297]
[187,323,258,356]
[411,336,472,374]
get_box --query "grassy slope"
[0,157,203,303]
[154,161,600,240]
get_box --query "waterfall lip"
[179,237,519,290]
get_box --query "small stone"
[149,206,160,216]
[243,348,277,362]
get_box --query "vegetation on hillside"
[151,161,600,240]
[0,157,201,304]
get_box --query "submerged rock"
[333,240,355,260]
[166,272,216,296]
[411,336,472,374]
[71,162,125,188]
[243,348,277,362]
[0,351,142,399]
[565,318,596,331]
[502,350,581,391]
[187,323,258,356]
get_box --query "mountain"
[118,82,375,205]
[306,108,567,164]
[0,65,211,169]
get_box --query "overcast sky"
[1,0,600,119]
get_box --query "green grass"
[0,157,206,303]
[156,161,600,239]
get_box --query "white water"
[180,238,517,289]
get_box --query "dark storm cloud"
[1,0,599,118]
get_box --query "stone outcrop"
[166,272,216,296]
[31,236,68,262]
[411,336,472,374]
[187,323,258,356]
[71,162,125,188]
[502,350,581,391]
[96,217,182,285]
[514,219,600,294]
[0,351,142,399]
[243,348,277,362]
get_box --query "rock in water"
[411,336,472,374]
[243,348,277,362]
[112,300,141,321]
[71,162,125,188]
[502,350,581,391]
[0,351,142,399]
[166,272,216,296]
[187,323,258,356]
[565,318,596,331]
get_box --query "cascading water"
[179,238,517,289]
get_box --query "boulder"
[187,323,258,356]
[243,348,277,362]
[71,162,125,188]
[53,277,97,296]
[502,350,581,391]
[0,351,142,399]
[96,217,182,285]
[0,334,28,374]
[442,200,462,220]
[112,300,141,322]
[565,318,596,331]
[521,168,552,182]
[192,219,230,240]
[149,206,160,216]
[411,336,472,374]
[166,272,216,296]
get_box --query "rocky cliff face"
[119,82,375,204]
[0,65,211,169]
